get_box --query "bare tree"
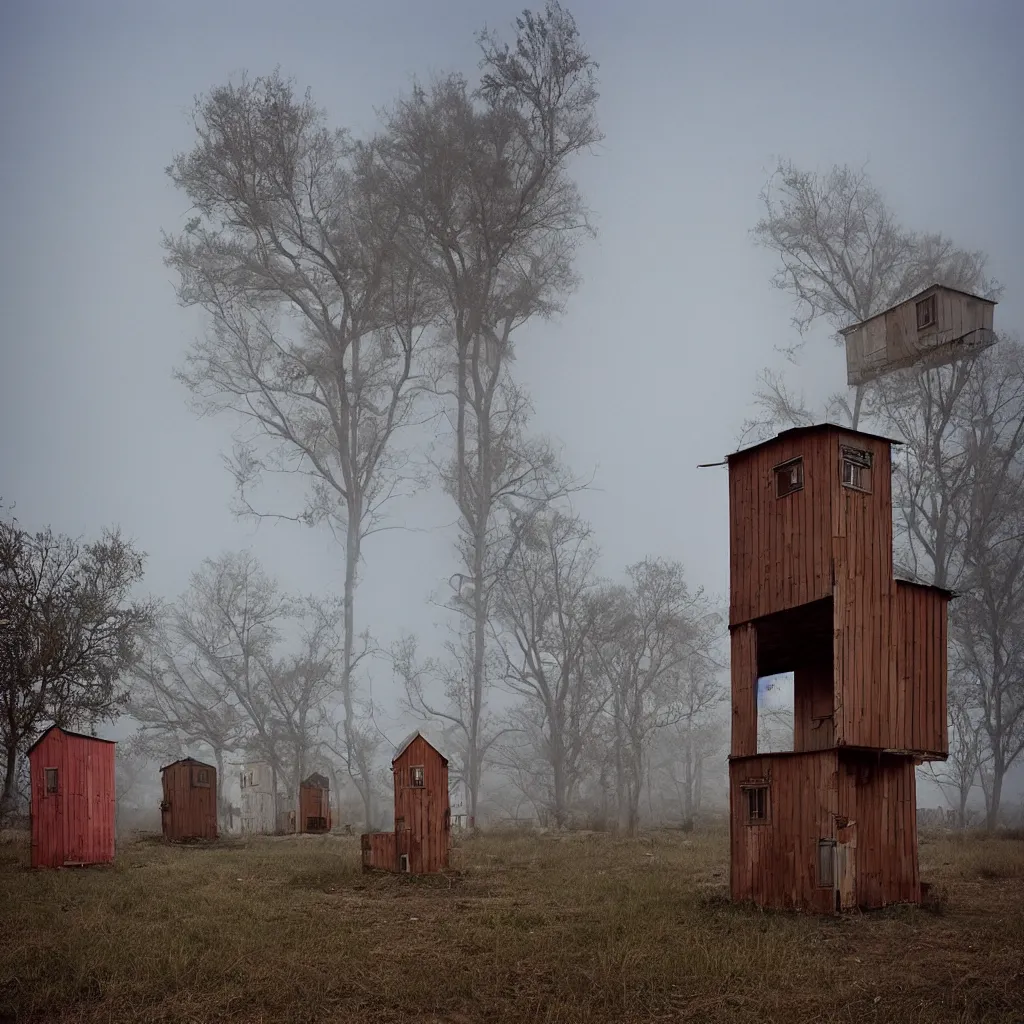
[263,596,340,830]
[492,510,607,825]
[170,551,291,814]
[165,71,432,827]
[1,518,153,819]
[591,560,723,835]
[130,610,242,826]
[377,1,601,823]
[747,159,999,437]
[923,683,986,829]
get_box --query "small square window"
[192,767,210,788]
[773,458,803,498]
[44,768,58,795]
[916,294,937,331]
[410,766,425,788]
[841,446,873,493]
[745,784,769,823]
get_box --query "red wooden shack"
[299,773,331,833]
[27,725,116,869]
[723,422,950,912]
[160,757,218,842]
[361,731,451,874]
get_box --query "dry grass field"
[1,826,1022,1023]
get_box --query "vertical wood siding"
[393,736,450,874]
[299,780,331,832]
[728,431,835,625]
[730,750,920,911]
[729,752,838,914]
[893,582,950,756]
[160,761,218,841]
[29,728,115,869]
[829,429,896,750]
[730,624,757,756]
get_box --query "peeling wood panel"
[361,831,397,871]
[29,728,115,869]
[894,582,950,756]
[794,663,835,751]
[160,761,218,842]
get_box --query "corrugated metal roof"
[724,422,904,464]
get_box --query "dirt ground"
[1,827,1022,1023]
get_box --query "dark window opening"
[44,768,58,795]
[192,767,211,788]
[306,816,327,831]
[841,446,873,493]
[818,839,836,888]
[410,766,425,788]
[399,853,410,873]
[755,598,835,754]
[745,784,769,823]
[773,457,804,498]
[916,294,937,331]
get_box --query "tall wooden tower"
[725,422,952,911]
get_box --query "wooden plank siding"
[730,623,757,756]
[361,732,451,875]
[393,735,451,874]
[728,430,836,626]
[828,428,896,751]
[729,750,921,911]
[729,752,838,914]
[893,581,950,757]
[299,776,331,833]
[28,726,116,869]
[160,759,218,842]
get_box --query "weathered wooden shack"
[361,731,451,874]
[239,760,276,835]
[299,773,331,833]
[27,725,116,869]
[841,284,996,385]
[724,422,951,912]
[160,757,218,842]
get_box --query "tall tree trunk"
[1,742,20,821]
[468,484,488,829]
[213,748,225,831]
[985,756,1004,830]
[342,506,373,829]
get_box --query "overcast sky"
[2,0,1022,753]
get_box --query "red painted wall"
[29,726,116,869]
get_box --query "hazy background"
[2,0,1022,794]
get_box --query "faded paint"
[299,773,331,833]
[28,725,115,869]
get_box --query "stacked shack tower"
[725,285,996,913]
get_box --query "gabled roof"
[302,772,330,789]
[724,422,904,464]
[26,724,116,757]
[392,730,448,765]
[160,756,216,773]
[839,283,997,336]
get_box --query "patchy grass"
[1,827,1022,1023]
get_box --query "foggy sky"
[2,0,1022,756]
